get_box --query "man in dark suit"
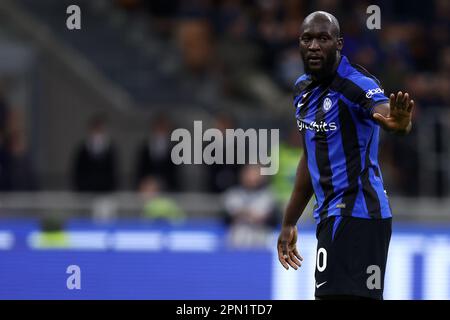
[72,115,118,192]
[134,114,178,191]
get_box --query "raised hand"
[372,91,414,134]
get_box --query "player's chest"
[295,89,341,133]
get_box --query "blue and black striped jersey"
[293,55,392,223]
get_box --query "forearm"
[282,154,314,227]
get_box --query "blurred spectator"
[436,46,450,106]
[134,114,179,191]
[223,164,278,248]
[176,18,215,75]
[275,46,305,90]
[0,144,7,191]
[138,176,185,222]
[2,129,37,191]
[71,115,118,192]
[116,0,140,11]
[0,95,9,191]
[36,215,69,249]
[174,17,226,105]
[206,113,241,193]
[143,0,180,38]
[0,106,38,191]
[0,92,7,136]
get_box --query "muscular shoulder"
[337,65,388,108]
[347,71,384,96]
[293,74,312,96]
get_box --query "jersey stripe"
[361,133,382,218]
[337,99,361,217]
[314,88,334,221]
[331,74,386,111]
[300,85,325,214]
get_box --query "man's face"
[299,20,342,77]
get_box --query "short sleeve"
[347,75,389,119]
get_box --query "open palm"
[373,91,413,133]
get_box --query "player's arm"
[277,153,314,270]
[372,91,414,135]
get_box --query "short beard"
[303,53,338,81]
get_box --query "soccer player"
[277,11,413,300]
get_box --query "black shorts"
[314,215,392,300]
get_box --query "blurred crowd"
[73,0,450,245]
[116,0,449,106]
[113,0,449,196]
[1,0,449,246]
[64,111,296,246]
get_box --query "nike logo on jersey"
[316,281,327,289]
[297,92,312,108]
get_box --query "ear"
[337,37,344,51]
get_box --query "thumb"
[372,113,391,129]
[372,112,388,123]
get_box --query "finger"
[285,255,298,270]
[399,92,409,111]
[294,248,303,261]
[278,241,290,266]
[278,242,297,270]
[278,255,290,270]
[407,99,414,113]
[403,92,410,109]
[290,251,302,267]
[277,247,290,270]
[395,91,403,108]
[389,93,395,106]
[389,93,396,111]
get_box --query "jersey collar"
[336,55,351,77]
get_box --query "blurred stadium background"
[0,0,448,299]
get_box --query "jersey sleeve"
[348,75,389,119]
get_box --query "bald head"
[301,11,340,38]
[298,11,343,80]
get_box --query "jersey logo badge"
[323,97,332,112]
